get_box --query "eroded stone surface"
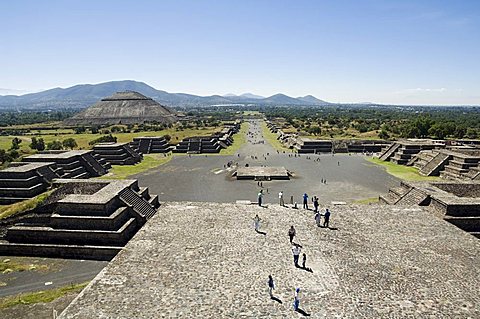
[60,202,480,318]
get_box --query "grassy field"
[260,121,292,152]
[0,191,52,220]
[366,157,441,181]
[101,153,173,180]
[219,122,249,155]
[0,126,222,153]
[0,282,89,309]
[0,258,50,273]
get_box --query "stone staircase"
[419,152,451,176]
[119,187,158,221]
[379,182,412,204]
[378,143,400,161]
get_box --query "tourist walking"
[279,191,284,206]
[293,288,300,311]
[313,196,319,213]
[258,190,263,207]
[253,214,261,232]
[268,275,275,298]
[324,208,331,228]
[292,244,302,267]
[303,193,309,209]
[288,225,296,243]
[302,253,307,269]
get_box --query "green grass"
[101,153,173,179]
[219,122,249,155]
[0,258,49,273]
[0,191,52,220]
[260,121,292,152]
[353,197,380,204]
[366,157,441,181]
[0,282,89,309]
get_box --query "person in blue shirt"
[324,208,331,228]
[303,193,309,209]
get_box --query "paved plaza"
[133,120,399,204]
[60,202,480,318]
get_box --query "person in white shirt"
[279,191,284,206]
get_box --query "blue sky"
[1,0,479,105]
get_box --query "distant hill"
[0,80,331,110]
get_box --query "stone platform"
[60,202,479,318]
[234,166,291,180]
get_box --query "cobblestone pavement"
[60,202,480,318]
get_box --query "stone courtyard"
[60,202,480,318]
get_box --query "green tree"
[11,137,22,150]
[47,140,63,150]
[62,138,78,150]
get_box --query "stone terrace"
[60,202,480,318]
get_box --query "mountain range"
[0,80,331,110]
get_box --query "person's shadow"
[255,230,267,236]
[270,296,282,304]
[296,308,311,316]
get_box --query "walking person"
[324,208,331,228]
[268,275,275,298]
[279,191,284,206]
[313,196,319,213]
[303,193,309,209]
[288,225,296,243]
[253,214,261,232]
[293,288,300,311]
[292,244,302,267]
[258,190,263,207]
[302,253,307,269]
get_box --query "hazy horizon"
[1,0,479,105]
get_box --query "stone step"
[50,206,131,230]
[0,242,121,261]
[6,217,137,246]
[444,216,480,232]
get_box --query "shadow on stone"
[296,308,311,316]
[255,230,267,236]
[271,296,282,304]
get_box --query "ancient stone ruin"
[380,180,480,238]
[173,124,240,154]
[23,150,109,179]
[0,179,160,260]
[0,162,59,204]
[130,136,171,154]
[64,91,178,125]
[93,142,142,165]
[234,166,291,180]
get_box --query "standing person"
[268,275,275,298]
[313,196,319,213]
[303,193,309,209]
[324,208,331,228]
[315,211,321,227]
[293,288,300,311]
[302,253,307,269]
[279,191,284,206]
[292,244,302,267]
[258,190,263,207]
[253,214,261,232]
[288,225,296,243]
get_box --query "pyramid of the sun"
[65,91,177,125]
